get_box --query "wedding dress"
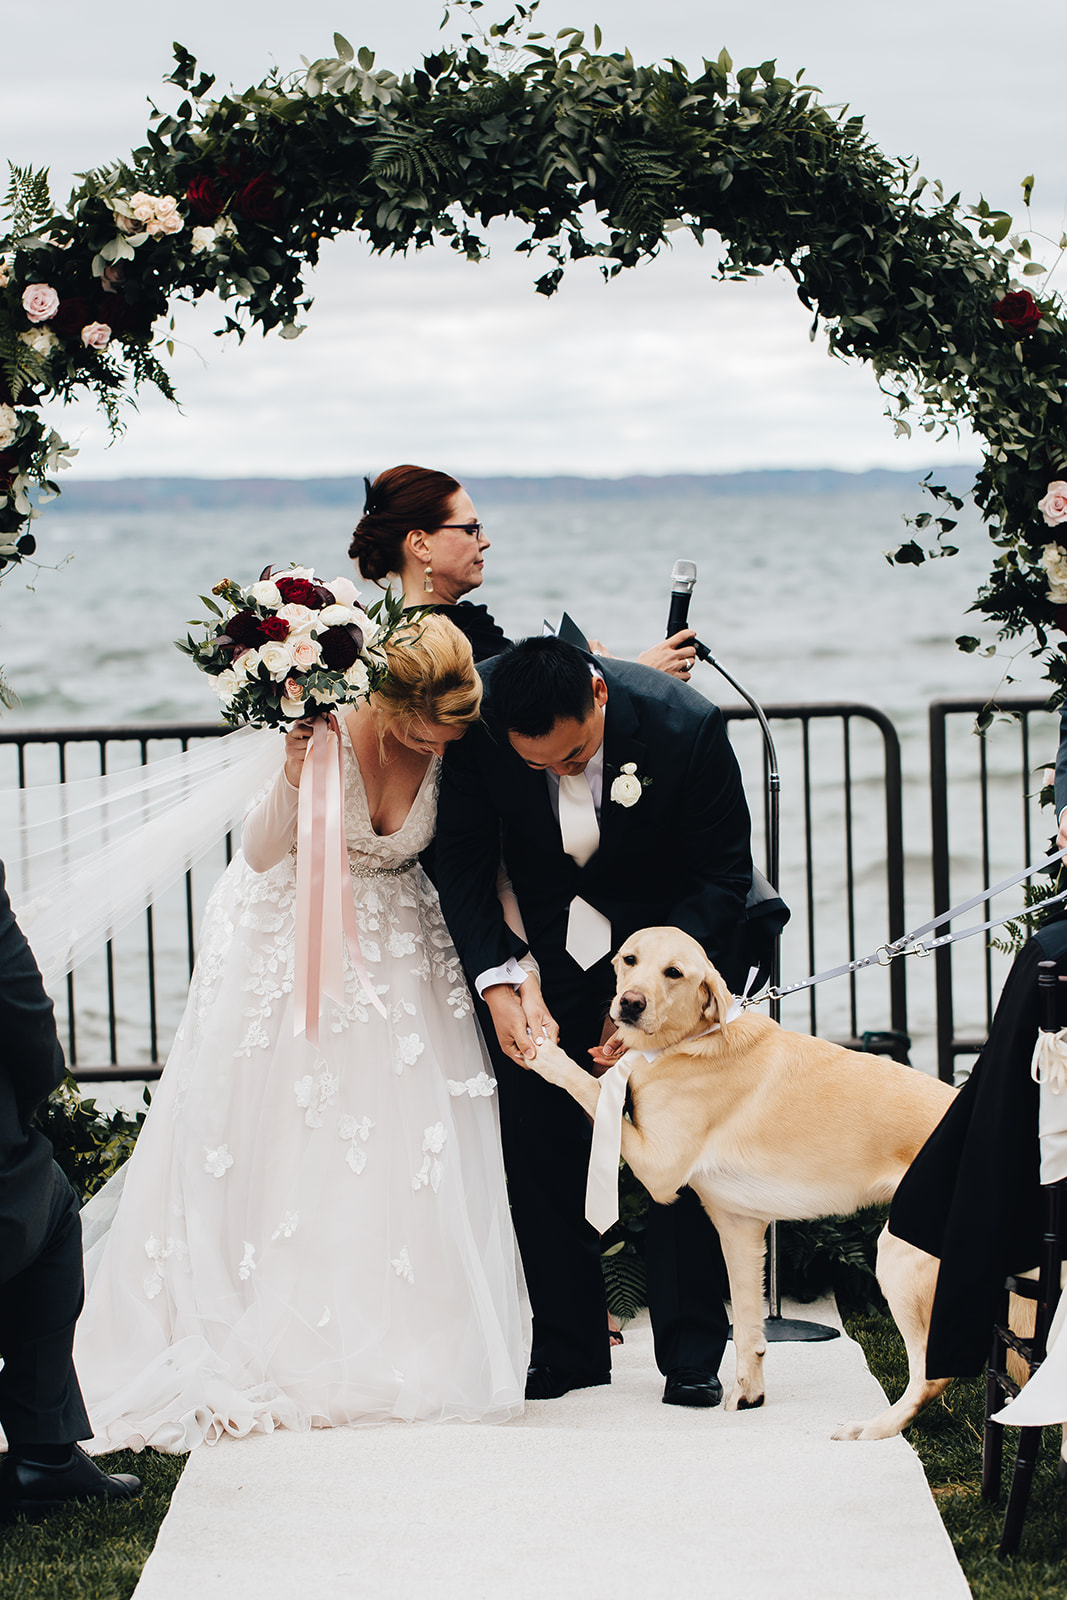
[73,729,529,1451]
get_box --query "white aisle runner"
[133,1301,969,1600]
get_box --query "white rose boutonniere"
[610,762,647,809]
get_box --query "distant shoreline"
[48,466,979,513]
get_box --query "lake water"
[0,483,1058,1088]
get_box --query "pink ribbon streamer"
[293,715,385,1041]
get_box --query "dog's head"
[609,926,733,1049]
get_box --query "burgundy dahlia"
[317,624,364,671]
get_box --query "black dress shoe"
[662,1368,724,1408]
[525,1365,611,1401]
[0,1445,141,1519]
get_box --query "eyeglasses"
[435,522,484,537]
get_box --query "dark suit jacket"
[0,862,67,1284]
[435,656,753,995]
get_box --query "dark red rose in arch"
[317,625,364,671]
[186,173,225,224]
[48,297,94,338]
[260,615,291,641]
[1055,605,1067,635]
[275,576,334,608]
[225,610,268,648]
[992,290,1042,336]
[235,173,280,225]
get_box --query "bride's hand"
[284,720,316,787]
[518,973,558,1047]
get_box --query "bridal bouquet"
[180,566,408,728]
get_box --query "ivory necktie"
[558,773,612,969]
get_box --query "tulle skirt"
[74,853,530,1451]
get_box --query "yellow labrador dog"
[529,925,956,1440]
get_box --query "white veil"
[2,723,285,988]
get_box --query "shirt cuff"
[475,957,530,997]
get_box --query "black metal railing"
[0,703,904,1082]
[929,696,1059,1082]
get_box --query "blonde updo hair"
[372,613,482,741]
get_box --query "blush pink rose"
[283,677,306,702]
[80,322,111,351]
[290,637,321,670]
[1039,482,1067,527]
[22,283,59,323]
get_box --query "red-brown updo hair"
[349,465,461,582]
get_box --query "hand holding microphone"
[657,560,712,677]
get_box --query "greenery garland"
[1,4,1066,690]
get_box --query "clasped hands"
[482,980,626,1076]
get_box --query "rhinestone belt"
[349,855,419,879]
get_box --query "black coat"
[0,862,67,1285]
[889,917,1067,1377]
[434,655,753,993]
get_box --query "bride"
[72,614,533,1451]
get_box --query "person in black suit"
[0,864,140,1519]
[889,705,1067,1377]
[434,635,753,1404]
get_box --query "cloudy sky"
[1,0,1064,480]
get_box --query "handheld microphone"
[666,559,697,638]
[665,559,711,662]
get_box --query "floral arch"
[1,11,1065,692]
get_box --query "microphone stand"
[691,636,839,1344]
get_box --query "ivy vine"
[1,5,1065,690]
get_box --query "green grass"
[0,1450,185,1600]
[847,1311,1067,1598]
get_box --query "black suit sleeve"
[0,864,65,1125]
[434,727,526,982]
[666,706,752,971]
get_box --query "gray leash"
[744,849,1067,1009]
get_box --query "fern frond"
[2,162,55,246]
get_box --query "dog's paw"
[530,1038,573,1087]
[725,1382,765,1413]
[831,1419,867,1441]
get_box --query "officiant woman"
[349,464,698,673]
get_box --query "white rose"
[343,661,370,696]
[1040,543,1067,604]
[277,603,315,632]
[0,405,18,450]
[307,683,337,704]
[259,641,294,677]
[316,603,356,627]
[233,647,260,682]
[359,615,380,648]
[129,193,156,224]
[325,576,360,606]
[191,225,217,255]
[280,696,306,719]
[154,195,180,219]
[249,579,282,608]
[19,328,58,356]
[281,566,316,581]
[213,668,240,704]
[214,215,237,240]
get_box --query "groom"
[434,635,753,1404]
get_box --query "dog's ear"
[700,962,732,1025]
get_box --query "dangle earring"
[424,564,435,593]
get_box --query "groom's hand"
[483,984,538,1067]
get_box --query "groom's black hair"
[490,636,595,739]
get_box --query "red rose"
[992,290,1042,336]
[317,624,364,671]
[225,610,267,648]
[275,576,325,607]
[235,173,280,225]
[48,297,94,337]
[260,615,290,641]
[185,173,225,224]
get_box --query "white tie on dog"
[584,979,755,1234]
[558,773,612,968]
